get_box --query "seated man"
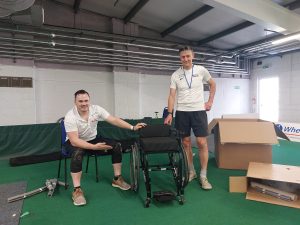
[64,89,145,206]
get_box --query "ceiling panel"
[0,0,299,71]
[58,0,139,19]
[53,0,300,51]
[211,25,278,50]
[170,7,244,41]
[132,0,205,32]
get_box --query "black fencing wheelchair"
[130,124,189,207]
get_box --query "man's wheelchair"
[130,124,189,207]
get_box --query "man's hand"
[164,114,173,125]
[93,142,113,151]
[205,101,213,111]
[133,123,147,131]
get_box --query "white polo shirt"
[170,64,211,111]
[64,105,110,141]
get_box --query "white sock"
[189,164,195,173]
[200,169,207,178]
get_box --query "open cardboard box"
[208,118,289,170]
[230,162,300,209]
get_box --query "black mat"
[0,181,27,225]
[9,152,60,166]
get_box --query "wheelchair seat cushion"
[140,136,179,153]
[140,124,171,138]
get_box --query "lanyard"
[183,65,193,89]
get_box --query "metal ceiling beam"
[202,34,280,62]
[197,21,254,45]
[196,0,300,46]
[251,48,300,60]
[285,0,300,10]
[229,34,281,53]
[73,0,81,14]
[123,0,149,23]
[203,0,300,33]
[160,5,213,37]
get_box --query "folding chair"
[57,118,69,189]
[85,151,101,182]
[57,118,101,185]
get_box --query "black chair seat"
[140,136,179,153]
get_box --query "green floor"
[1,140,299,225]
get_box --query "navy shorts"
[175,110,208,137]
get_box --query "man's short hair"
[179,46,194,53]
[74,89,90,99]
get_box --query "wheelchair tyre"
[169,150,189,189]
[178,195,184,205]
[130,142,140,192]
[179,147,189,188]
[144,198,151,208]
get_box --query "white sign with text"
[276,122,300,142]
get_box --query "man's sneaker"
[72,188,87,206]
[200,177,212,190]
[188,171,197,182]
[112,176,131,190]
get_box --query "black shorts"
[175,110,208,137]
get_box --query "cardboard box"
[222,113,259,119]
[230,162,300,209]
[208,118,288,170]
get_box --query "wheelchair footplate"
[153,190,176,202]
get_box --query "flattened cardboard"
[247,162,300,184]
[230,162,300,209]
[246,189,300,209]
[208,118,287,170]
[229,176,247,192]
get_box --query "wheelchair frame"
[130,126,189,207]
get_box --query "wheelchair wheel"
[178,195,185,205]
[144,198,151,208]
[130,142,140,192]
[170,148,189,189]
[179,146,189,188]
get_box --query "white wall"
[0,64,36,125]
[114,71,140,119]
[0,62,251,125]
[207,78,250,122]
[35,67,114,123]
[251,51,300,123]
[140,74,170,118]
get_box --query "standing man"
[64,89,145,206]
[164,46,216,190]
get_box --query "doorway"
[259,77,279,122]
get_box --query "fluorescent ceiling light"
[272,33,300,45]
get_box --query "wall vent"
[0,76,33,88]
